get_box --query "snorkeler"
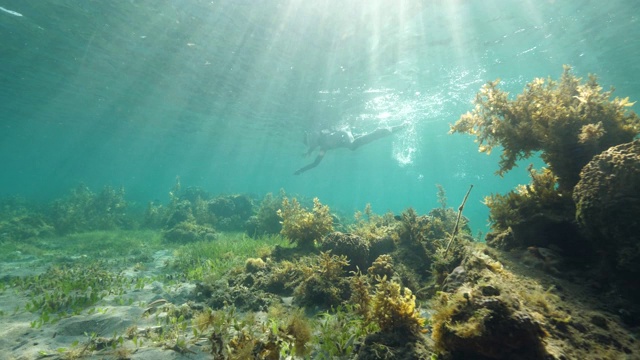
[293,122,408,175]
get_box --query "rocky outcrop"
[573,139,640,276]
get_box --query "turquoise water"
[1,0,639,231]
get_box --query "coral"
[277,197,333,249]
[573,139,640,276]
[370,276,425,335]
[320,231,370,271]
[450,65,640,191]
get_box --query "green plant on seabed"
[316,304,379,358]
[17,262,129,328]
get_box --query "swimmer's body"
[294,123,408,175]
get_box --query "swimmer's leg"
[350,123,407,150]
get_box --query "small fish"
[0,6,23,17]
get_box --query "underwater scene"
[1,1,640,359]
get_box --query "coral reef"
[451,66,640,328]
[430,243,640,359]
[277,197,333,249]
[450,65,640,191]
[573,140,640,283]
[3,187,640,359]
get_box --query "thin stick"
[445,184,473,256]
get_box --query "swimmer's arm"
[294,150,326,175]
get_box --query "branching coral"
[451,65,640,191]
[277,197,333,249]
